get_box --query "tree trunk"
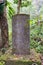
[0,1,9,48]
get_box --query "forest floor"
[0,48,42,65]
[0,48,41,62]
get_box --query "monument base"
[0,49,41,65]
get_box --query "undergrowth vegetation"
[30,21,43,53]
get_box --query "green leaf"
[14,0,18,4]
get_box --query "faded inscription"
[12,14,30,55]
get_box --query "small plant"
[0,61,5,65]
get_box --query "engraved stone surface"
[12,14,30,55]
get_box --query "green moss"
[0,61,5,65]
[0,60,41,65]
[5,60,41,65]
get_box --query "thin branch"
[17,0,21,14]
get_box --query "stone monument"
[12,14,30,55]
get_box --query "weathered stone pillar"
[12,14,30,55]
[0,0,9,48]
